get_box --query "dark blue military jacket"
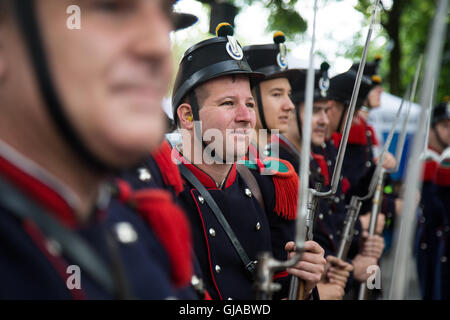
[174,146,298,300]
[434,159,450,300]
[312,139,362,261]
[267,134,339,257]
[0,149,178,299]
[415,152,449,300]
[119,140,206,299]
[330,118,397,229]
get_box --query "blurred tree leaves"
[351,0,449,102]
[197,0,448,101]
[200,0,307,39]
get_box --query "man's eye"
[220,101,234,106]
[93,0,130,12]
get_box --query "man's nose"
[132,3,173,68]
[235,102,253,123]
[282,95,295,111]
[320,110,330,125]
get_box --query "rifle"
[287,0,383,300]
[357,57,422,299]
[389,0,447,298]
[336,88,410,262]
[254,0,320,300]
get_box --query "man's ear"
[177,103,194,130]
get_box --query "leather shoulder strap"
[236,163,265,212]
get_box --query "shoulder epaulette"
[240,157,298,220]
[423,160,438,182]
[348,120,369,146]
[434,148,450,187]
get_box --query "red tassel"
[130,190,193,288]
[269,159,299,221]
[434,165,450,187]
[312,153,330,186]
[152,141,184,195]
[331,133,342,149]
[366,124,379,146]
[347,120,368,145]
[341,177,351,195]
[422,160,438,182]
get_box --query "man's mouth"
[278,115,289,123]
[230,128,250,136]
[313,128,326,135]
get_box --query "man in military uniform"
[416,100,450,299]
[353,55,384,121]
[433,146,450,300]
[315,67,389,299]
[170,23,326,300]
[272,63,356,299]
[349,56,400,236]
[0,0,196,299]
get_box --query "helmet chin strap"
[255,84,270,133]
[433,126,449,151]
[188,91,227,164]
[12,0,117,174]
[295,103,303,141]
[337,104,348,134]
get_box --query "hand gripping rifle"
[357,57,422,300]
[255,0,320,300]
[357,57,423,299]
[389,0,447,298]
[286,0,383,300]
[336,87,409,262]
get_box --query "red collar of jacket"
[0,143,104,229]
[173,147,237,190]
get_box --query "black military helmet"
[327,68,373,108]
[244,31,302,81]
[289,62,330,138]
[432,100,450,126]
[173,12,198,31]
[242,32,301,130]
[290,62,331,105]
[350,54,383,88]
[172,22,264,122]
[326,65,373,132]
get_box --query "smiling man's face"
[1,0,174,167]
[196,75,256,162]
[300,101,330,146]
